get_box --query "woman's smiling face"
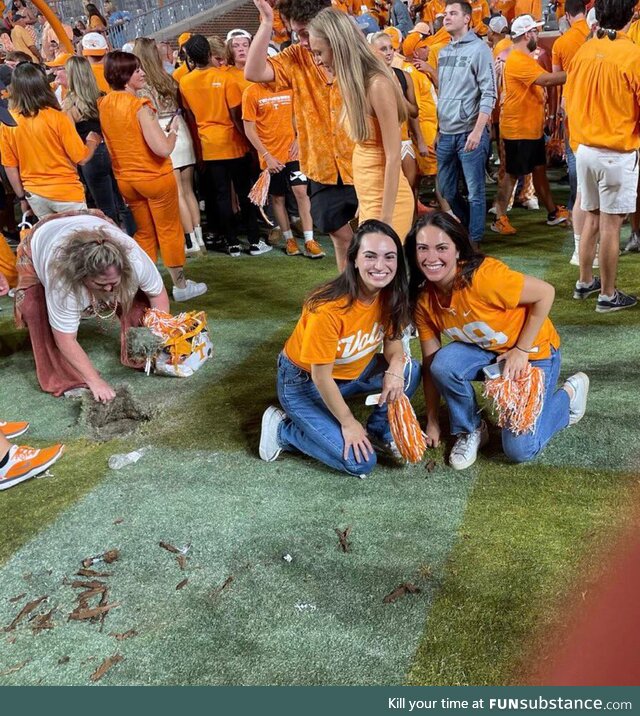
[355,231,398,294]
[415,225,459,289]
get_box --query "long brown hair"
[133,37,178,106]
[9,62,60,116]
[64,56,102,120]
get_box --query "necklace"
[433,288,456,315]
[90,298,119,321]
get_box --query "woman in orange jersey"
[308,9,414,241]
[259,220,421,477]
[406,212,589,471]
[99,51,207,301]
[133,37,204,256]
[86,3,108,32]
[0,63,101,220]
[181,35,264,256]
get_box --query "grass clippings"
[89,654,124,683]
[383,582,421,604]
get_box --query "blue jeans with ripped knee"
[276,352,421,477]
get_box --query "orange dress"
[352,116,414,242]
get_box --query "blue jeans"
[436,128,491,244]
[565,137,577,212]
[276,352,422,477]
[80,144,136,236]
[429,342,570,463]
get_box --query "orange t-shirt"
[493,0,515,21]
[90,62,110,94]
[89,15,106,30]
[471,0,490,35]
[242,84,294,169]
[284,295,386,380]
[226,64,253,95]
[0,107,88,202]
[424,0,446,24]
[179,66,247,161]
[98,92,173,181]
[492,36,513,59]
[514,0,542,19]
[173,64,189,82]
[564,34,640,153]
[413,257,560,359]
[272,8,289,43]
[500,49,546,140]
[551,18,589,70]
[425,25,450,47]
[268,44,354,185]
[628,19,640,45]
[10,25,37,61]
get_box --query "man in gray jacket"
[436,1,496,246]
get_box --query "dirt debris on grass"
[110,629,137,641]
[81,385,152,441]
[57,656,70,665]
[159,541,180,554]
[335,526,352,553]
[383,582,421,604]
[176,555,187,571]
[76,568,112,578]
[81,549,119,568]
[68,602,121,621]
[0,660,29,676]
[89,654,124,682]
[4,595,48,632]
[176,578,189,591]
[211,575,234,599]
[8,593,26,603]
[30,609,55,635]
[425,459,437,473]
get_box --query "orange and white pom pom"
[248,169,271,208]
[143,308,208,365]
[483,363,544,435]
[388,394,428,463]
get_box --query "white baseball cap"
[82,31,109,56]
[511,14,544,37]
[226,28,252,42]
[586,7,597,28]
[487,15,509,33]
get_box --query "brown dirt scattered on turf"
[89,654,124,682]
[110,629,137,641]
[335,526,352,553]
[176,578,188,590]
[4,596,48,632]
[82,385,151,441]
[383,582,421,604]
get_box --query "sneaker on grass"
[562,372,589,426]
[259,406,286,462]
[547,206,569,225]
[573,276,601,300]
[285,238,301,256]
[595,290,638,313]
[173,280,208,302]
[304,239,325,259]
[449,421,488,471]
[249,239,273,256]
[0,444,64,490]
[0,421,29,440]
[622,232,640,254]
[490,215,517,235]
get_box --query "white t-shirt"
[30,214,164,334]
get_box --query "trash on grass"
[82,549,119,568]
[282,553,293,563]
[294,603,317,613]
[108,448,149,470]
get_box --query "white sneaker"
[249,240,273,256]
[521,198,540,211]
[563,372,589,426]
[259,406,286,461]
[569,248,598,268]
[449,421,489,470]
[185,242,200,256]
[173,279,208,302]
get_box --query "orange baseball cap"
[177,32,191,47]
[46,52,73,67]
[402,30,430,57]
[383,26,403,50]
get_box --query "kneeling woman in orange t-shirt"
[98,51,206,302]
[259,220,422,478]
[406,212,589,471]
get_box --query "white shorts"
[576,144,639,214]
[401,139,416,161]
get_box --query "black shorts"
[308,175,358,234]
[269,161,307,196]
[504,137,546,176]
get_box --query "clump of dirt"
[81,385,152,441]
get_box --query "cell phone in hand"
[164,108,182,132]
[482,362,503,380]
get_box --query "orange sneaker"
[0,421,29,440]
[490,215,517,235]
[547,206,570,226]
[304,239,326,259]
[0,444,64,490]
[285,238,301,256]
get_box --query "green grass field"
[1,195,639,685]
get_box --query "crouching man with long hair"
[15,211,170,403]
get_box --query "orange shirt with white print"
[268,43,354,185]
[564,33,640,153]
[500,48,546,140]
[413,257,560,359]
[0,107,88,202]
[98,92,173,181]
[242,84,294,169]
[514,0,542,19]
[551,17,589,70]
[284,294,386,380]
[471,0,490,35]
[179,66,247,161]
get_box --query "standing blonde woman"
[63,56,135,236]
[133,37,204,256]
[308,9,414,242]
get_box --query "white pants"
[26,193,87,220]
[576,144,639,215]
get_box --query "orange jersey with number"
[284,295,386,380]
[413,257,560,359]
